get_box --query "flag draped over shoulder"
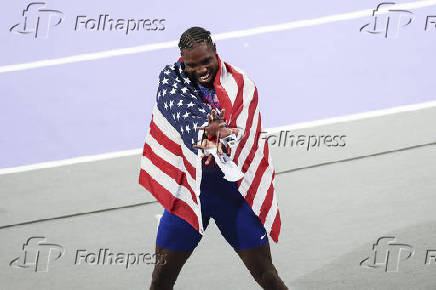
[139,54,281,242]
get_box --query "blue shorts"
[156,168,268,251]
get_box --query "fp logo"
[360,2,414,38]
[9,236,65,272]
[10,2,63,39]
[360,236,414,272]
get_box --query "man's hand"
[198,109,239,139]
[193,108,240,165]
[192,136,227,165]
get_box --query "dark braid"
[178,27,215,50]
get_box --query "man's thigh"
[153,245,193,273]
[156,208,209,251]
[150,245,193,289]
[151,209,209,288]
[236,242,272,268]
[212,192,268,251]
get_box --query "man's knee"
[250,266,286,289]
[259,268,279,285]
[150,264,177,290]
[149,246,192,290]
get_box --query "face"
[181,42,218,88]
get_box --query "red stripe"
[241,114,263,173]
[259,173,275,224]
[270,210,281,243]
[232,88,259,164]
[139,169,199,231]
[223,63,245,128]
[149,120,196,180]
[244,141,270,206]
[214,56,233,122]
[143,143,197,204]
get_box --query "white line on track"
[0,0,435,74]
[264,100,436,132]
[0,149,142,175]
[1,100,435,175]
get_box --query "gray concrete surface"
[2,107,435,230]
[0,155,152,227]
[1,143,436,289]
[268,105,436,173]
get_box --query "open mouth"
[198,71,212,83]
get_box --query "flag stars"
[187,101,194,108]
[177,100,183,107]
[175,77,181,83]
[170,88,177,95]
[163,70,170,75]
[162,77,169,84]
[193,122,198,130]
[163,102,168,110]
[172,82,178,88]
[182,111,190,119]
[183,77,191,84]
[198,107,206,113]
[162,89,167,96]
[176,111,180,120]
[181,87,188,94]
[180,126,184,134]
[169,100,174,109]
[185,124,191,133]
[172,113,176,120]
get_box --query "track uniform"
[156,84,268,251]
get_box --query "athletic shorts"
[156,167,268,251]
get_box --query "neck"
[198,82,214,90]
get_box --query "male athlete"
[140,27,287,290]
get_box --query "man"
[139,27,286,289]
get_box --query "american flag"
[139,54,281,242]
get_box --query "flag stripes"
[139,55,281,242]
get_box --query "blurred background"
[1,0,435,168]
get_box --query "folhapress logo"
[10,2,63,39]
[360,236,414,272]
[10,2,167,39]
[9,236,65,272]
[360,2,414,38]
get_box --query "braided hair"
[178,27,216,52]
